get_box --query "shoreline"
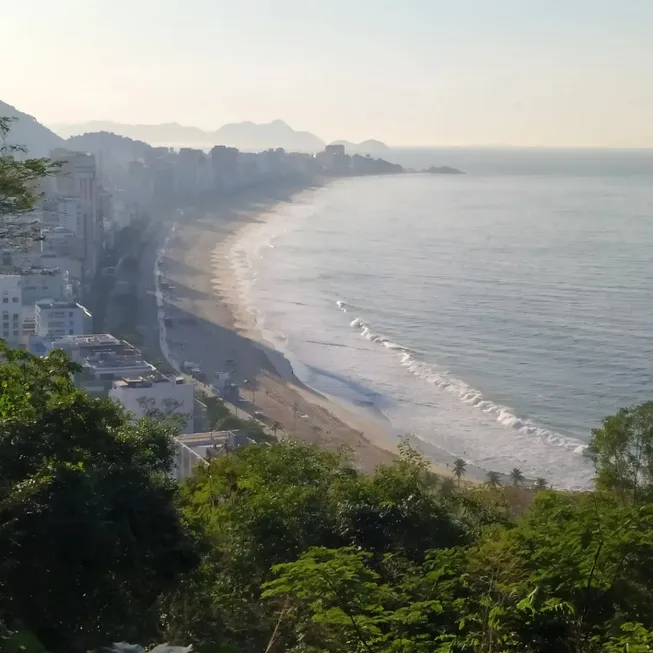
[157,185,457,475]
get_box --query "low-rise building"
[30,333,155,395]
[172,431,248,480]
[109,372,195,433]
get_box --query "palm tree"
[272,421,282,438]
[453,458,467,488]
[510,467,525,487]
[534,477,548,491]
[486,470,502,489]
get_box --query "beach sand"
[158,188,454,476]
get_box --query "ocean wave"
[339,302,588,454]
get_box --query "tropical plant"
[0,344,199,652]
[453,457,467,487]
[589,401,653,503]
[534,477,548,491]
[510,467,525,486]
[486,470,502,488]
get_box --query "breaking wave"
[338,301,588,455]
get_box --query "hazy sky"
[3,0,653,147]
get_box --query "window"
[2,297,7,304]
[2,330,8,337]
[12,314,18,321]
[69,311,74,317]
[13,329,19,337]
[69,329,74,335]
[11,297,18,303]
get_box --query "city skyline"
[3,0,653,148]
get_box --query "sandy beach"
[156,186,421,473]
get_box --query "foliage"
[510,467,525,486]
[3,343,653,653]
[534,477,548,491]
[161,440,469,649]
[201,393,274,443]
[0,344,199,653]
[453,457,467,487]
[0,116,60,242]
[486,470,502,488]
[589,402,653,503]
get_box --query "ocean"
[229,148,653,489]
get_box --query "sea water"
[229,149,653,489]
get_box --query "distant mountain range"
[0,100,65,157]
[50,119,331,152]
[49,118,390,153]
[1,100,391,155]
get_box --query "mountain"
[331,139,390,153]
[52,121,210,147]
[214,120,325,152]
[66,131,154,165]
[51,119,326,152]
[0,100,65,157]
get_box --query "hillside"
[0,100,65,157]
[66,131,154,163]
[53,120,209,147]
[51,118,327,152]
[215,119,325,152]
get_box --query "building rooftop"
[54,333,120,347]
[0,265,61,276]
[46,334,155,374]
[35,299,82,309]
[176,431,246,462]
[113,373,186,389]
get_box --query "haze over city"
[3,0,653,148]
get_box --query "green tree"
[0,116,59,243]
[163,442,466,648]
[445,492,653,652]
[486,470,502,488]
[263,547,390,652]
[589,402,653,503]
[0,345,199,653]
[510,467,525,487]
[453,458,467,487]
[439,477,456,498]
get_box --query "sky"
[2,0,653,147]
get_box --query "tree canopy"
[2,329,653,651]
[0,344,199,652]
